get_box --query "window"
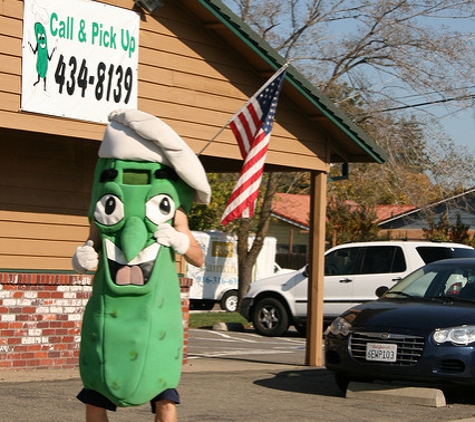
[325,247,360,276]
[325,245,407,276]
[359,246,406,274]
[292,244,307,254]
[415,246,475,264]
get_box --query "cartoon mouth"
[104,239,160,286]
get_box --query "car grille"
[350,332,425,365]
[437,359,465,373]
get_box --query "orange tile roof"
[272,193,310,228]
[272,193,415,229]
[374,204,416,221]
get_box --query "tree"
[450,214,471,245]
[196,0,475,302]
[236,173,279,300]
[223,0,475,202]
[225,0,475,105]
[188,173,237,231]
[423,212,451,242]
[189,172,280,300]
[423,212,472,244]
[326,198,380,247]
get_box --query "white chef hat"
[99,109,211,204]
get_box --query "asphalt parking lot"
[2,328,475,421]
[188,326,307,366]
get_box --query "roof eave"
[272,213,310,231]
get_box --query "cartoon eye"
[94,194,125,226]
[146,194,176,225]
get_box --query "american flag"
[221,66,287,226]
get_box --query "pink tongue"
[116,266,144,286]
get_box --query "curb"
[347,382,446,407]
[212,322,245,332]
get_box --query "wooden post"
[289,228,294,253]
[305,171,327,366]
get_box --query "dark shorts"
[77,388,180,413]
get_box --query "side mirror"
[375,286,389,298]
[303,264,309,278]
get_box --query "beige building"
[0,0,386,368]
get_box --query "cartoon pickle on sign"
[72,109,211,420]
[28,22,56,91]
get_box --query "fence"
[275,253,307,270]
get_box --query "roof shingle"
[272,193,415,229]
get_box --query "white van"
[186,231,285,312]
[239,241,475,336]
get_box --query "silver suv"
[239,241,475,336]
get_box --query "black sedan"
[324,258,475,392]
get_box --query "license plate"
[366,343,397,362]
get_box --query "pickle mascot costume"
[72,109,211,407]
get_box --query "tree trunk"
[236,173,280,303]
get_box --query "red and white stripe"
[221,66,286,226]
[221,129,269,225]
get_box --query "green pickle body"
[79,158,193,406]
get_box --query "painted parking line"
[195,330,259,343]
[189,329,306,361]
[188,349,296,359]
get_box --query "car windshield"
[384,261,475,301]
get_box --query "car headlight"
[433,325,475,346]
[327,317,352,336]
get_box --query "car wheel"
[220,290,238,312]
[252,297,289,336]
[334,373,350,394]
[294,323,307,337]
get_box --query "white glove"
[155,223,190,255]
[72,240,99,273]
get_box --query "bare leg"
[154,399,177,422]
[86,404,109,422]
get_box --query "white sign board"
[22,0,139,123]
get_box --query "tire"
[220,290,239,312]
[294,323,307,337]
[334,373,350,395]
[252,297,289,337]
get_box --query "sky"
[432,106,474,151]
[412,17,475,151]
[387,91,475,151]
[326,15,475,153]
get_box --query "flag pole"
[197,62,291,157]
[197,123,228,156]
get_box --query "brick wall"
[0,272,192,372]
